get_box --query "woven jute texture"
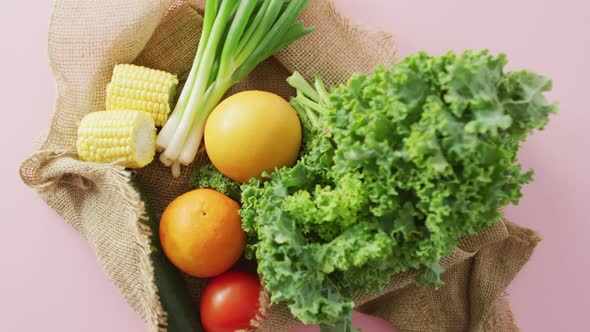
[20,1,540,331]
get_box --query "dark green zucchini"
[132,175,203,332]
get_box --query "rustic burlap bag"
[20,0,540,331]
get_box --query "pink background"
[2,0,588,331]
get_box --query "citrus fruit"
[204,90,302,183]
[159,189,246,278]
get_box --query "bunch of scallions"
[157,0,314,176]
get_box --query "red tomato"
[200,270,266,332]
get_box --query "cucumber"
[132,175,204,332]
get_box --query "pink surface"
[2,0,588,331]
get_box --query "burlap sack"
[20,1,540,331]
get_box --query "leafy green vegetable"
[157,0,314,177]
[188,163,242,202]
[240,50,557,330]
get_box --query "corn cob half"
[77,110,157,168]
[106,64,179,126]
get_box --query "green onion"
[157,0,314,176]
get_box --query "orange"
[159,189,246,278]
[204,90,302,183]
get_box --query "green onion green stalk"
[157,0,314,177]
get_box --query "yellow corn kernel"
[106,64,179,127]
[76,110,157,168]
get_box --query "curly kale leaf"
[240,50,557,329]
[188,163,242,202]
